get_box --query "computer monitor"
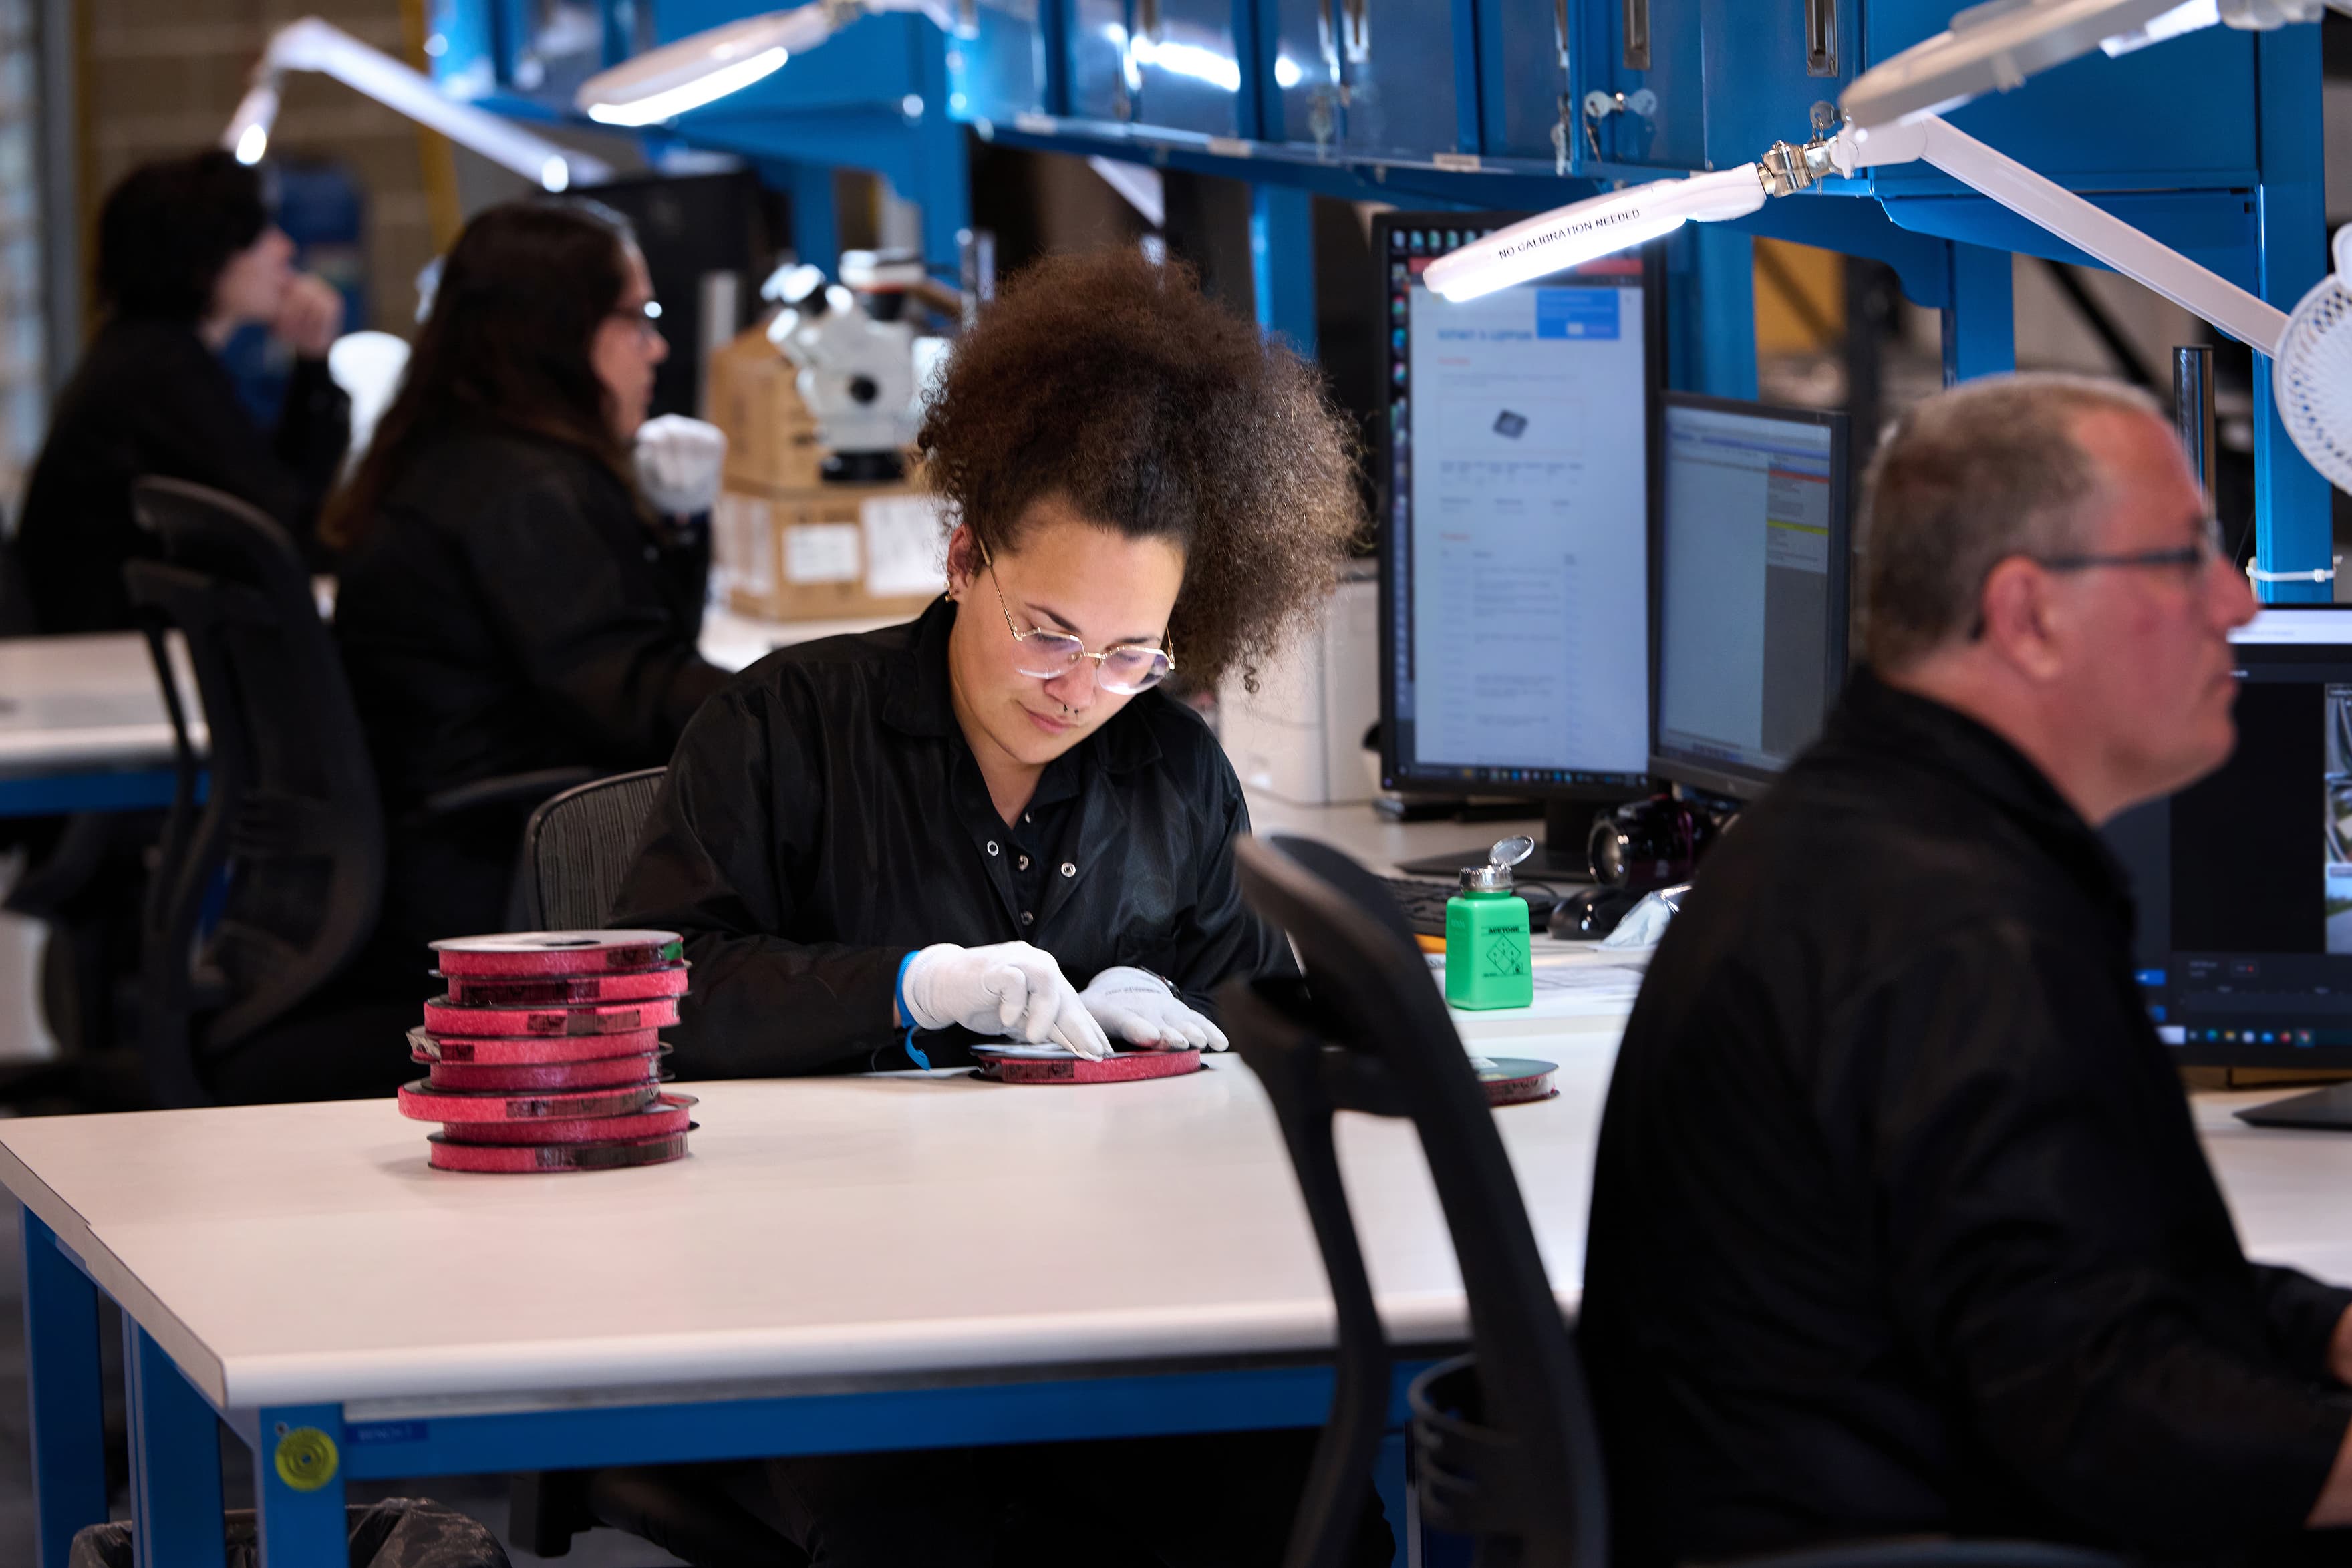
[1374,212,1664,879]
[1650,394,1851,802]
[2105,607,2352,1126]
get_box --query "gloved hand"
[633,414,727,516]
[1078,967,1228,1052]
[899,942,1110,1059]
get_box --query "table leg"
[254,1403,345,1568]
[123,1323,225,1568]
[21,1209,106,1568]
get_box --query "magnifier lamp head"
[576,5,840,125]
[1421,167,1767,303]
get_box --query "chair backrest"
[0,528,33,636]
[1221,834,1607,1568]
[514,768,668,931]
[124,478,384,1106]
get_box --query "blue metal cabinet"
[1127,0,1249,138]
[1580,0,1708,172]
[423,0,504,99]
[1261,0,1344,152]
[1862,0,2259,192]
[1066,0,1133,121]
[1699,0,1852,166]
[1475,0,1575,167]
[946,0,1051,124]
[1330,0,1470,159]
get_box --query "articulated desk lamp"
[221,18,613,193]
[1424,0,2352,524]
[573,0,966,126]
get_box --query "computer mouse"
[1551,885,1640,939]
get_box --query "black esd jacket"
[1582,670,2352,1565]
[335,428,726,955]
[16,317,350,633]
[610,597,1292,1078]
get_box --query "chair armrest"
[1724,1539,2131,1568]
[418,768,601,822]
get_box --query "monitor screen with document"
[1374,212,1662,817]
[1650,394,1851,801]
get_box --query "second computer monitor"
[1651,394,1851,802]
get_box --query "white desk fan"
[2276,226,2352,496]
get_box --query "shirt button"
[1060,863,1076,878]
[986,842,1000,856]
[1020,911,1034,926]
[1018,856,1030,870]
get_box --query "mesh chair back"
[1221,834,1606,1568]
[515,768,668,931]
[124,478,384,1105]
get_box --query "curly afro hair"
[918,247,1364,691]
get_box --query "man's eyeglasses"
[2031,514,2224,577]
[980,543,1175,695]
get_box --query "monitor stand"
[2234,1083,2352,1130]
[1392,800,1602,882]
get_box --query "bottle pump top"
[1459,835,1535,892]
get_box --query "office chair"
[122,478,591,1107]
[509,766,668,929]
[1220,835,2128,1568]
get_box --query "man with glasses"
[1582,373,2352,1563]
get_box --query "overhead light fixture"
[577,0,964,126]
[1841,0,2343,130]
[1425,168,1767,301]
[223,17,612,192]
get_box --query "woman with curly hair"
[614,244,1362,1078]
[609,243,1385,1568]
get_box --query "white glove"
[900,942,1111,1059]
[633,414,727,516]
[1078,967,1228,1052]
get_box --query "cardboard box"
[718,480,949,624]
[704,322,827,492]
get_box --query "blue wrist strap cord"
[895,951,931,1070]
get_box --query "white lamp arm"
[1421,166,1768,301]
[227,17,611,190]
[1833,114,2289,355]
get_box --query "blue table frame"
[22,1208,1425,1567]
[0,768,182,818]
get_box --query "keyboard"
[1380,876,1562,939]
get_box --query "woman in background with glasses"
[614,244,1364,1080]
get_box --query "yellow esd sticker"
[273,1426,339,1492]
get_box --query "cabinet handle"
[1805,0,1838,76]
[1134,0,1161,43]
[1621,0,1649,71]
[1340,0,1370,63]
[1552,0,1570,69]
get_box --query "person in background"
[607,247,1385,1565]
[17,148,348,633]
[1582,373,2352,1563]
[326,200,726,972]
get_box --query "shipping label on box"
[860,493,947,597]
[784,522,861,584]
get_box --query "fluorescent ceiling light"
[1423,167,1769,302]
[222,17,610,191]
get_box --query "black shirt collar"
[1830,667,2137,935]
[881,596,1163,774]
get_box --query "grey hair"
[1859,372,2169,671]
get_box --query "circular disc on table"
[426,1050,666,1093]
[396,1079,662,1124]
[1477,1057,1558,1106]
[408,1026,662,1066]
[428,1128,694,1173]
[430,931,684,977]
[436,1094,699,1146]
[422,995,680,1038]
[442,966,688,1006]
[971,1046,1203,1085]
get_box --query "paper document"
[1430,943,1653,1018]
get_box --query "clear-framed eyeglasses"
[980,542,1175,695]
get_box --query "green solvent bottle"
[1444,835,1536,1011]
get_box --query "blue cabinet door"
[1477,0,1576,167]
[1066,0,1133,121]
[949,0,1049,124]
[1336,0,1467,158]
[1862,0,2258,190]
[1582,0,1708,172]
[1128,0,1247,137]
[1264,0,1344,152]
[1700,0,1851,168]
